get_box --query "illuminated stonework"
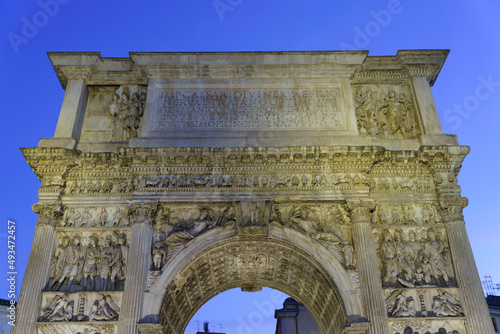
[15,51,494,334]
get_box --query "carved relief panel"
[48,231,130,292]
[352,84,420,139]
[60,206,130,228]
[373,204,442,226]
[65,180,134,196]
[40,292,121,322]
[373,226,454,288]
[135,172,368,191]
[80,85,147,143]
[385,288,463,318]
[270,202,355,269]
[150,203,236,272]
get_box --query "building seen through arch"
[14,50,495,334]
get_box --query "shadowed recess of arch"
[158,237,348,334]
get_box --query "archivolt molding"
[144,228,363,334]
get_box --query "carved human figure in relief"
[97,208,108,227]
[81,236,101,291]
[431,290,463,317]
[355,89,378,136]
[378,206,391,225]
[99,236,115,291]
[421,205,433,224]
[394,230,413,284]
[125,92,143,139]
[54,236,84,291]
[405,230,420,275]
[88,293,120,321]
[381,230,398,287]
[81,208,93,227]
[108,92,144,142]
[342,241,356,269]
[49,236,70,290]
[290,207,317,236]
[386,290,416,317]
[113,207,129,226]
[380,90,403,139]
[423,229,450,285]
[163,208,214,261]
[64,208,80,227]
[117,234,129,281]
[43,294,74,322]
[152,242,167,271]
[415,229,434,286]
[107,93,123,141]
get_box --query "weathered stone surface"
[15,50,494,334]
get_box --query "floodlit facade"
[15,50,495,334]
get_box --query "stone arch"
[144,226,365,334]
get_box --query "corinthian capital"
[439,197,468,223]
[128,201,158,227]
[346,199,375,225]
[32,203,63,227]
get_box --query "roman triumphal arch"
[15,50,495,334]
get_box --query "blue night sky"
[1,1,500,333]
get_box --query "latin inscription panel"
[154,88,346,130]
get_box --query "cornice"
[46,50,448,88]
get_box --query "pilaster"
[348,199,390,334]
[117,202,157,334]
[441,198,495,334]
[38,79,88,149]
[12,204,62,334]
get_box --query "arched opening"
[185,287,293,333]
[157,237,349,334]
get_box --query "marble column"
[118,202,156,334]
[12,205,60,334]
[348,200,389,334]
[442,198,495,334]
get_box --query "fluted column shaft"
[445,220,495,334]
[12,224,57,334]
[349,200,389,334]
[118,215,154,333]
[352,222,389,334]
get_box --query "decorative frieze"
[60,206,130,228]
[373,204,442,226]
